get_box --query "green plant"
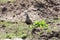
[33,20,49,29]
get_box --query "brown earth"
[0,0,60,40]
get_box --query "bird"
[25,13,33,25]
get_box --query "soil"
[0,0,60,40]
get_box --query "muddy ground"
[0,0,60,40]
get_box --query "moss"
[0,0,16,4]
[0,20,16,28]
[0,20,29,38]
[6,33,16,39]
